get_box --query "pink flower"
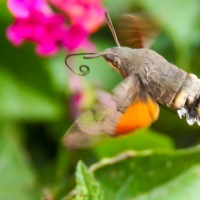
[49,0,105,33]
[7,10,67,55]
[6,0,105,56]
[7,10,90,55]
[7,0,51,17]
[62,24,89,51]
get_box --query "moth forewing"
[63,76,159,149]
[116,13,159,48]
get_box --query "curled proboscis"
[65,53,96,76]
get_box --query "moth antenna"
[105,11,121,47]
[65,53,96,76]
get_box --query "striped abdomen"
[147,59,200,125]
[139,49,200,125]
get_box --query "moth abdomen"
[173,73,200,125]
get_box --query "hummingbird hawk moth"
[64,11,200,149]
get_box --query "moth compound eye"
[113,58,121,68]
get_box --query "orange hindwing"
[115,97,159,135]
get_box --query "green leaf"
[0,67,63,121]
[0,124,37,200]
[93,128,174,158]
[74,161,103,200]
[92,146,200,200]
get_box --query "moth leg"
[177,107,188,119]
[174,73,200,125]
[190,96,200,126]
[177,106,197,126]
[177,94,200,126]
[192,94,200,115]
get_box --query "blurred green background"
[1,0,200,199]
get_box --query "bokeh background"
[1,0,200,199]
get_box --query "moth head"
[65,11,133,77]
[83,43,139,77]
[83,47,132,77]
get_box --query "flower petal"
[7,0,51,17]
[50,0,105,33]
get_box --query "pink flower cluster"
[7,0,105,56]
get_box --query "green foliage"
[93,146,200,200]
[0,124,37,200]
[1,0,200,200]
[72,146,200,200]
[92,128,174,158]
[72,161,103,200]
